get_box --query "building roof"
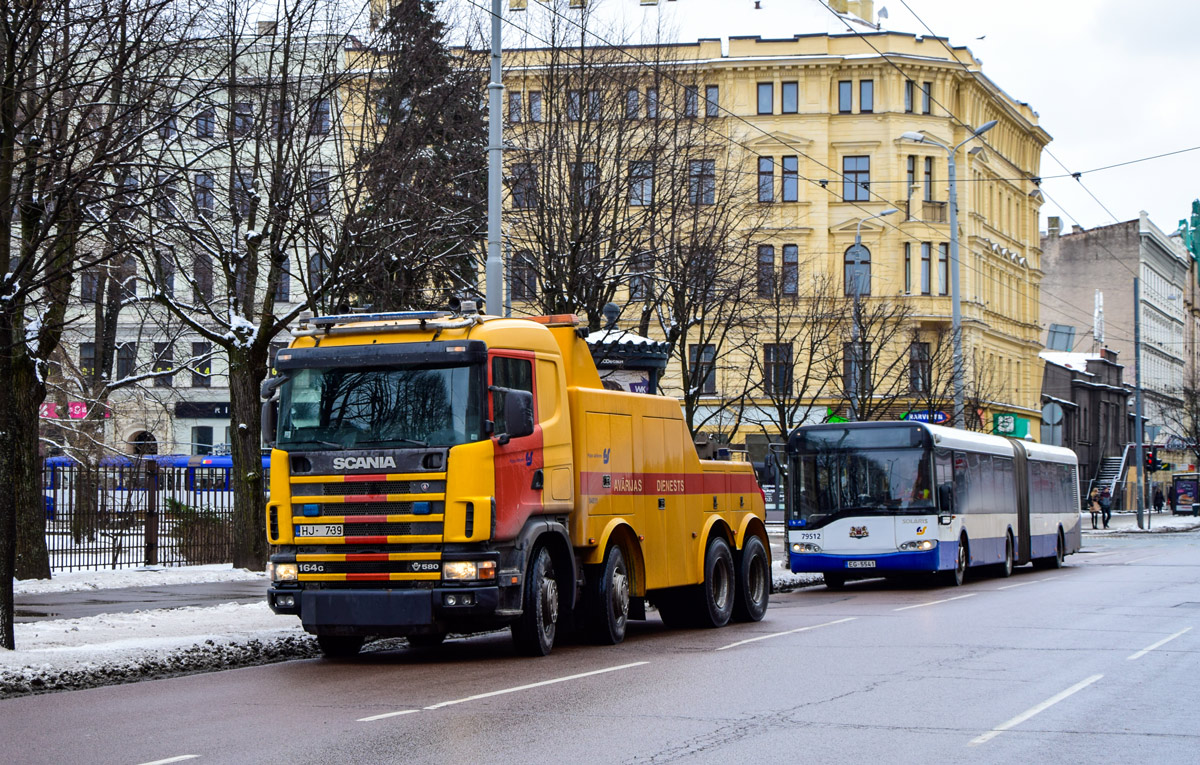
[1039,351,1099,374]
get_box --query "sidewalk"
[1080,509,1200,534]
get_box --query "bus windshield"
[276,365,485,450]
[790,446,934,525]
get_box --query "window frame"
[781,81,798,114]
[757,82,773,115]
[837,80,852,113]
[841,155,870,202]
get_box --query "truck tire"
[511,546,559,656]
[652,590,692,629]
[588,544,630,645]
[696,536,735,628]
[317,635,364,658]
[732,535,770,622]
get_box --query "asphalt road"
[13,581,267,622]
[3,531,1199,764]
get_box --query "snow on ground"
[14,563,265,595]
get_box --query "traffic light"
[1145,446,1159,472]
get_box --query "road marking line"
[997,580,1039,590]
[1124,556,1154,565]
[135,757,200,765]
[1127,627,1192,661]
[969,674,1104,746]
[715,617,856,651]
[358,708,421,723]
[423,661,649,710]
[893,593,977,611]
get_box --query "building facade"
[1039,348,1132,486]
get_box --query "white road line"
[357,708,421,723]
[715,617,857,651]
[893,593,977,611]
[135,757,200,765]
[997,580,1039,590]
[1127,627,1192,661]
[1124,556,1154,565]
[422,661,649,710]
[969,674,1104,746]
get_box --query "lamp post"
[847,207,898,421]
[901,120,998,429]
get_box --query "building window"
[689,344,716,395]
[508,91,522,123]
[274,263,290,302]
[781,156,798,202]
[154,175,177,219]
[842,155,869,201]
[231,102,253,137]
[859,80,873,113]
[193,173,214,218]
[920,242,931,295]
[904,80,915,113]
[844,244,870,296]
[938,243,949,295]
[922,81,932,114]
[1047,323,1076,352]
[80,270,100,303]
[705,85,719,117]
[157,109,177,140]
[626,89,639,119]
[308,170,330,215]
[375,94,389,125]
[194,252,213,302]
[782,245,798,297]
[757,157,774,203]
[79,342,97,383]
[153,342,174,387]
[757,245,775,298]
[191,342,211,388]
[510,250,537,301]
[838,80,852,113]
[924,156,934,201]
[155,250,175,297]
[629,161,654,206]
[764,343,793,396]
[570,161,597,206]
[587,90,601,120]
[904,242,912,293]
[629,251,652,301]
[118,255,137,300]
[646,87,658,119]
[688,160,715,205]
[191,426,213,456]
[910,342,930,393]
[843,341,872,396]
[567,90,581,120]
[117,342,136,380]
[683,85,698,118]
[310,98,331,135]
[196,106,215,138]
[757,82,773,115]
[510,162,537,209]
[234,173,253,219]
[270,100,291,137]
[529,91,542,122]
[781,81,798,114]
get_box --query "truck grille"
[339,521,443,537]
[297,480,446,496]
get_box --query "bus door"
[1010,441,1032,564]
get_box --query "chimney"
[257,21,277,36]
[1071,224,1084,234]
[1047,216,1061,237]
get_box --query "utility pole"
[485,0,504,315]
[1135,276,1146,529]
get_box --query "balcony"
[920,200,947,223]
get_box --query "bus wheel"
[998,532,1014,578]
[317,635,364,658]
[697,536,735,628]
[824,572,846,590]
[942,534,968,587]
[733,535,770,622]
[1034,530,1065,570]
[588,544,630,645]
[512,546,558,656]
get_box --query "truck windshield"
[277,365,484,449]
[790,446,934,525]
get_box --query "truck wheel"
[512,546,558,656]
[732,535,769,622]
[653,590,692,629]
[696,536,735,628]
[317,635,364,658]
[588,544,630,645]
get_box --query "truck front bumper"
[268,585,504,636]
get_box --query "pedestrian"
[1153,485,1165,514]
[1099,486,1112,529]
[1088,487,1101,529]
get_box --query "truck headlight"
[898,540,938,551]
[791,543,821,553]
[442,560,496,581]
[268,562,298,581]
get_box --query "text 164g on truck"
[261,308,770,657]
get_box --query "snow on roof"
[1039,351,1099,373]
[585,328,660,347]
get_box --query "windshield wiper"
[282,438,344,449]
[354,437,429,447]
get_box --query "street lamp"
[900,120,997,429]
[847,207,898,422]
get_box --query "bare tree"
[823,296,914,422]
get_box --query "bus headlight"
[442,560,496,581]
[268,562,298,581]
[792,543,821,553]
[898,540,938,552]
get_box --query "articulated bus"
[785,421,1081,588]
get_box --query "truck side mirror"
[503,389,535,442]
[261,399,278,448]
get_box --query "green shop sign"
[993,412,1030,437]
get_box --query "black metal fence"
[43,460,241,571]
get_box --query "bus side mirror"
[937,483,954,515]
[261,399,277,448]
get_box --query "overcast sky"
[466,0,1200,235]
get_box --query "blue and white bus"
[785,421,1081,588]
